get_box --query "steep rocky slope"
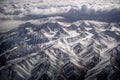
[0,21,120,80]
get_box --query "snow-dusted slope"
[0,20,120,80]
[0,0,120,80]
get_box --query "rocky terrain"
[0,0,120,80]
[0,21,120,80]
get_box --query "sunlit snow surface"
[0,0,120,80]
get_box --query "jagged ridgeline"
[0,21,120,80]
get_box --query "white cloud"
[0,20,25,32]
[0,0,120,32]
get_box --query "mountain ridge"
[0,20,120,80]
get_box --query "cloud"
[14,3,120,22]
[0,0,120,32]
[0,20,25,32]
[63,5,120,22]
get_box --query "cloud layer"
[0,0,120,32]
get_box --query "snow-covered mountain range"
[0,0,120,80]
[0,20,120,80]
